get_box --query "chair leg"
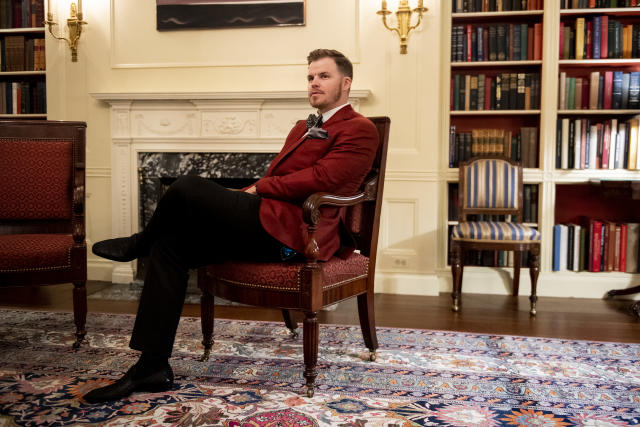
[529,246,540,316]
[303,311,319,398]
[512,251,521,296]
[72,281,87,349]
[200,287,215,361]
[281,309,298,339]
[450,244,463,312]
[357,291,378,361]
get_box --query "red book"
[450,78,454,109]
[589,219,603,272]
[589,0,596,6]
[528,27,534,60]
[606,221,616,271]
[582,81,590,109]
[601,16,609,59]
[560,22,564,60]
[602,222,610,271]
[603,71,613,110]
[586,21,593,59]
[483,28,489,61]
[614,224,621,272]
[467,25,472,62]
[534,23,542,60]
[620,223,628,272]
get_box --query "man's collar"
[318,103,350,124]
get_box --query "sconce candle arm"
[45,2,86,62]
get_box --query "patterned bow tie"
[306,114,323,130]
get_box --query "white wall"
[45,0,446,296]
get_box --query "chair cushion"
[0,139,72,219]
[452,221,540,242]
[0,234,73,273]
[208,252,370,291]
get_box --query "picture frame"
[156,0,305,31]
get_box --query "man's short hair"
[307,49,353,79]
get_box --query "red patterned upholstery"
[0,139,72,219]
[0,234,73,272]
[210,253,369,291]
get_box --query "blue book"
[622,73,631,109]
[477,26,484,61]
[593,16,601,59]
[629,71,640,109]
[612,71,623,109]
[553,224,562,271]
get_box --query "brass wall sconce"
[377,0,428,54]
[45,0,86,62]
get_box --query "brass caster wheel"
[452,300,459,312]
[529,307,537,316]
[306,387,314,398]
[369,351,377,362]
[200,349,211,362]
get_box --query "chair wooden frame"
[450,157,540,316]
[0,120,87,348]
[198,117,390,398]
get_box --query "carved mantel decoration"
[92,91,371,283]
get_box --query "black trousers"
[129,175,283,358]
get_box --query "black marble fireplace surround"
[135,151,277,284]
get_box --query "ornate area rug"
[1,309,639,426]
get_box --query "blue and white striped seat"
[452,221,540,242]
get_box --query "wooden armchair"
[450,157,541,315]
[0,120,87,348]
[198,117,390,397]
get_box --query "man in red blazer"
[84,49,380,403]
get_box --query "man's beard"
[310,89,342,110]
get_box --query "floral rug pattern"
[0,309,639,426]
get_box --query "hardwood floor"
[1,280,639,343]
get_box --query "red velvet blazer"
[253,105,379,261]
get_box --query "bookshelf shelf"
[560,8,640,17]
[452,60,543,67]
[0,114,46,118]
[0,71,46,76]
[0,27,44,34]
[557,109,640,114]
[554,169,640,182]
[452,11,544,19]
[450,110,541,115]
[559,59,640,66]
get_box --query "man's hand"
[245,185,257,194]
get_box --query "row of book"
[1,36,45,72]
[451,72,541,110]
[448,248,533,268]
[560,17,640,61]
[0,0,44,29]
[452,0,542,13]
[0,81,46,114]
[448,126,539,168]
[561,0,639,8]
[556,117,640,169]
[558,71,640,110]
[553,222,640,273]
[449,186,539,223]
[451,23,543,63]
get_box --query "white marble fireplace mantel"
[92,90,371,283]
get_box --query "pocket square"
[307,127,329,140]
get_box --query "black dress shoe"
[92,233,146,262]
[83,364,174,404]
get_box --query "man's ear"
[342,76,352,93]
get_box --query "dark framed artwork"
[156,0,305,31]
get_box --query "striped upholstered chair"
[450,157,541,315]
